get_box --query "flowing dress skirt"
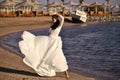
[19,31,68,76]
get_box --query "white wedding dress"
[19,15,68,76]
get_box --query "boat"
[72,10,87,23]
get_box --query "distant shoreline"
[87,16,120,23]
[0,15,119,23]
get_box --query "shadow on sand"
[64,18,73,23]
[64,18,84,23]
[0,67,39,77]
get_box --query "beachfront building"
[0,0,16,17]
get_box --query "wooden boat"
[72,10,87,23]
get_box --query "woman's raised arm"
[56,13,64,27]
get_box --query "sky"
[41,0,120,5]
[0,0,120,6]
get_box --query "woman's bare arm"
[56,13,64,27]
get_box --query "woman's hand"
[53,12,61,17]
[56,13,62,17]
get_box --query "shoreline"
[0,16,109,80]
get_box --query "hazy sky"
[41,0,120,5]
[0,0,119,5]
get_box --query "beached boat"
[72,10,87,23]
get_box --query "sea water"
[1,22,120,80]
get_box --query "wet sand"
[0,16,99,80]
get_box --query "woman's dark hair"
[51,15,60,30]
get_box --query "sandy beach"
[0,16,99,80]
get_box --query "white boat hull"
[72,10,87,23]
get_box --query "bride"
[19,13,69,79]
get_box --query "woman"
[19,13,69,79]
